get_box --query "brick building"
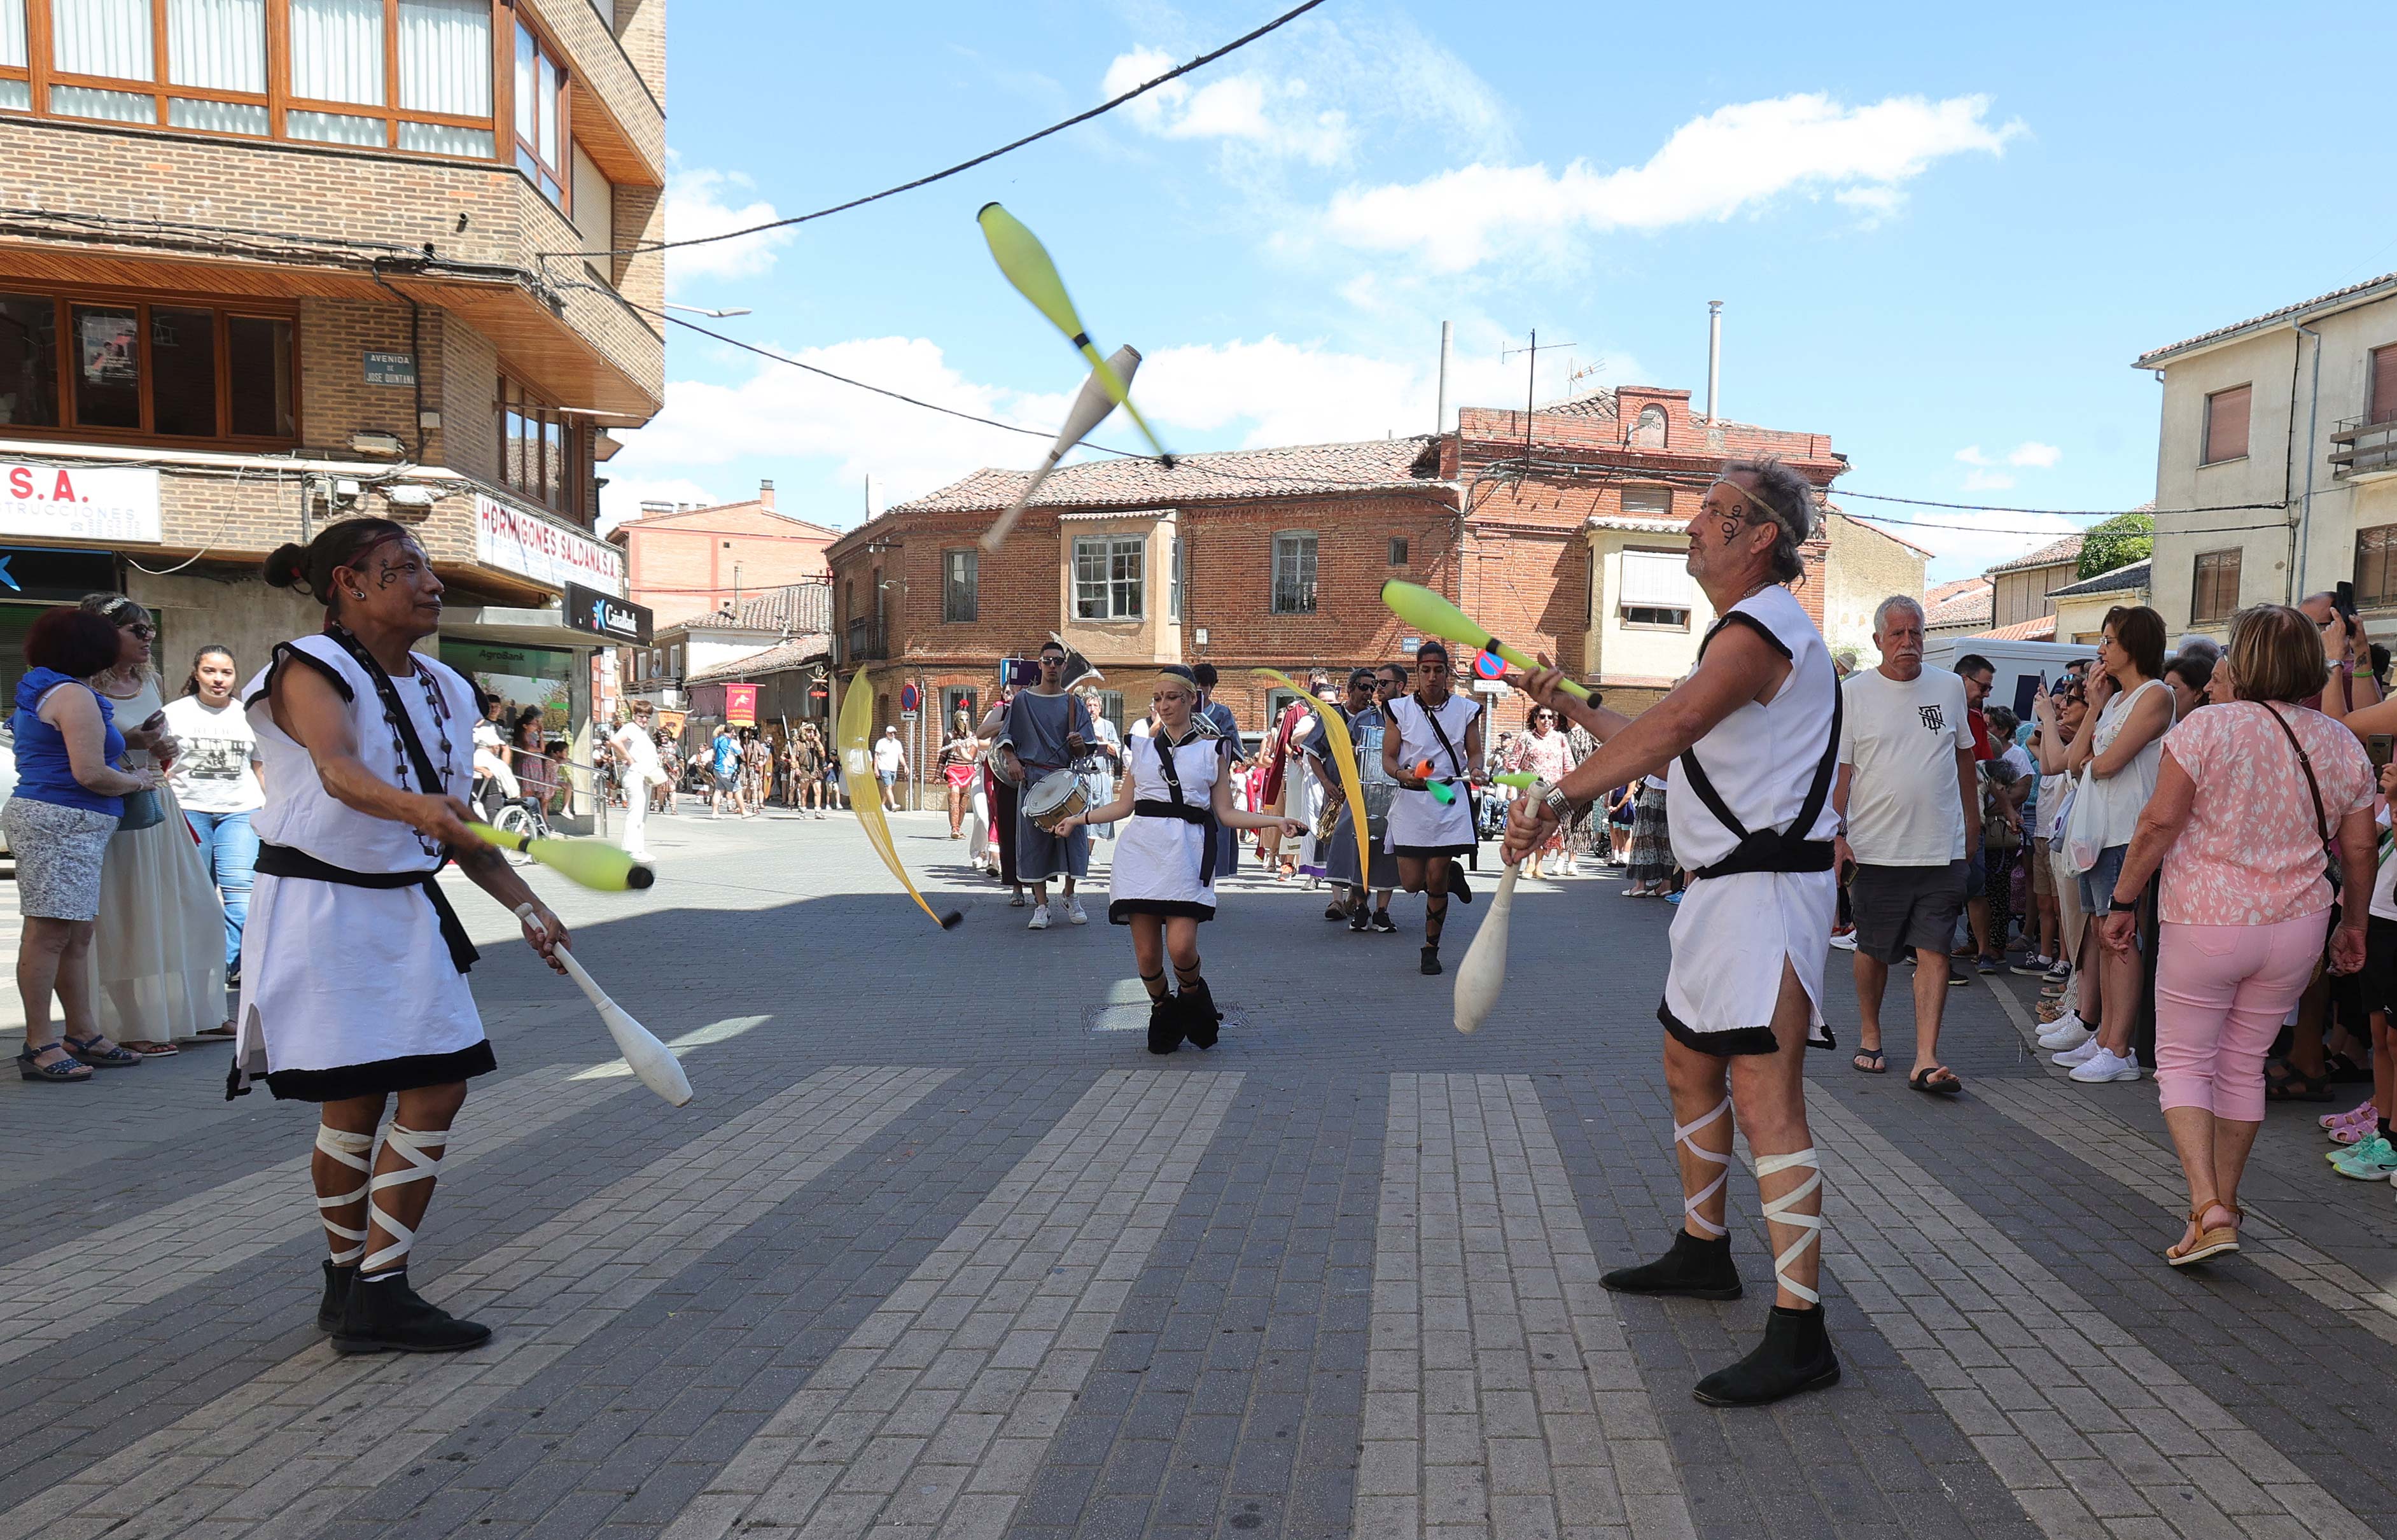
[0,0,665,820]
[610,479,840,627]
[826,386,1859,762]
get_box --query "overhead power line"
[543,0,1332,263]
[1829,488,2287,518]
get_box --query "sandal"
[1852,1047,1886,1075]
[193,1023,237,1040]
[1909,1065,1963,1096]
[17,1044,92,1082]
[62,1033,141,1068]
[2166,1203,2240,1267]
[118,1040,180,1058]
[2264,1065,2336,1103]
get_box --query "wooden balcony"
[2331,417,2397,483]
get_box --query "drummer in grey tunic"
[993,640,1096,929]
[1312,668,1401,931]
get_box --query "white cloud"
[2009,441,2062,468]
[1103,46,1351,165]
[1133,335,1556,447]
[1956,440,2062,479]
[597,475,724,535]
[1955,445,1994,467]
[1318,92,2023,272]
[1961,468,2015,491]
[664,166,795,289]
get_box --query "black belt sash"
[256,841,479,974]
[1138,734,1220,886]
[1676,615,1845,882]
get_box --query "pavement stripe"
[1799,1093,2379,1540]
[664,1067,1243,1540]
[0,1064,952,1540]
[0,1056,642,1368]
[1357,1072,1698,1540]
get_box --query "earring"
[351,589,367,599]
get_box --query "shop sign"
[563,580,652,645]
[473,493,624,595]
[0,463,161,543]
[724,683,758,726]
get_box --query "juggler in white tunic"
[1659,585,1841,1056]
[228,634,491,1101]
[1107,724,1224,924]
[1383,692,1479,857]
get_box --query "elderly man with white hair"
[1833,594,1981,1095]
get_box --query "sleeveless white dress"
[1383,692,1479,855]
[1108,724,1223,923]
[87,676,228,1042]
[1660,586,1841,1054]
[229,634,489,1099]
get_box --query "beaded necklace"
[332,626,456,858]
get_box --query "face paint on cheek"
[1719,517,1741,545]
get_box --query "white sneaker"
[1827,930,1858,952]
[2053,1037,2103,1067]
[1027,904,1051,930]
[1067,898,1088,925]
[2069,1047,2142,1083]
[2037,1012,2089,1051]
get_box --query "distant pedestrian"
[608,701,664,862]
[790,723,827,818]
[164,644,265,990]
[939,710,981,838]
[709,722,744,818]
[874,724,909,812]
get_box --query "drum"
[1023,769,1089,832]
[982,739,1024,787]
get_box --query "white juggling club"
[551,941,692,1106]
[1453,862,1521,1035]
[981,345,1140,554]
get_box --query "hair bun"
[264,543,307,591]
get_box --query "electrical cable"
[540,0,1332,263]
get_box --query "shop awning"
[438,606,606,652]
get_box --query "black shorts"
[1850,860,1969,965]
[2362,916,2397,1021]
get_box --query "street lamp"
[663,304,751,318]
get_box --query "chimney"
[1705,300,1723,423]
[758,478,775,510]
[1434,320,1452,435]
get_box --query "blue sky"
[606,1,2394,582]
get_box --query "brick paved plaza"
[4,809,2396,1540]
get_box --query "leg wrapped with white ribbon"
[329,1121,493,1357]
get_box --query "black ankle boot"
[1691,1305,1840,1406]
[1602,1229,1743,1299]
[1420,945,1443,976]
[1147,994,1183,1056]
[333,1269,492,1355]
[1181,978,1222,1049]
[317,1260,356,1333]
[1448,869,1473,905]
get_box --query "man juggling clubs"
[1503,461,1843,1406]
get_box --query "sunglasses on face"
[122,623,155,640]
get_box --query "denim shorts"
[2075,843,2130,916]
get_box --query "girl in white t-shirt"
[163,645,266,981]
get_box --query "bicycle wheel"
[491,803,539,862]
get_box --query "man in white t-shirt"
[1834,595,1980,1093]
[874,725,909,812]
[608,700,664,862]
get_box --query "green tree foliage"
[2076,513,2155,580]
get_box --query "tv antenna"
[1499,330,1576,473]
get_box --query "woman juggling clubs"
[1051,665,1306,1055]
[1382,640,1482,976]
[232,519,570,1354]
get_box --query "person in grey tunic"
[996,640,1097,928]
[1313,669,1401,930]
[1191,663,1241,878]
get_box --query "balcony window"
[1073,535,1143,620]
[1621,486,1672,518]
[1168,534,1180,620]
[2358,526,2397,609]
[495,374,587,523]
[6,0,496,157]
[942,547,977,622]
[1618,549,1693,630]
[1272,531,1317,615]
[2190,549,2240,625]
[513,19,565,205]
[2373,346,2397,429]
[0,287,295,443]
[2202,384,2251,465]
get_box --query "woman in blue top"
[6,606,167,1082]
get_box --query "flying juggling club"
[982,345,1141,554]
[1381,581,1595,703]
[977,202,1173,465]
[839,666,965,931]
[467,822,653,892]
[1410,760,1458,806]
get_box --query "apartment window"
[940,685,978,728]
[0,287,293,441]
[1073,535,1143,620]
[2202,384,2251,465]
[8,0,494,154]
[1168,535,1181,621]
[1389,536,1409,566]
[1272,531,1317,615]
[1618,549,1692,630]
[942,547,977,622]
[2189,549,2241,624]
[495,374,586,522]
[2357,525,2397,608]
[1094,689,1125,738]
[1620,486,1672,518]
[512,18,566,204]
[2372,346,2397,428]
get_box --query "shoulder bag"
[2261,703,2343,899]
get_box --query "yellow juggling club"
[1254,669,1370,883]
[977,202,1174,465]
[839,667,964,931]
[1380,581,1594,702]
[466,822,653,891]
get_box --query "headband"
[1712,476,1782,527]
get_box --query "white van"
[1921,637,2095,722]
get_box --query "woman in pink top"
[2097,606,2377,1267]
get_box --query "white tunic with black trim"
[1383,692,1479,855]
[229,634,487,1096]
[1107,724,1223,923]
[1660,585,1841,1054]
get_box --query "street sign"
[900,682,921,715]
[1472,678,1512,695]
[363,351,416,387]
[901,710,919,722]
[563,581,653,645]
[1400,636,1421,654]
